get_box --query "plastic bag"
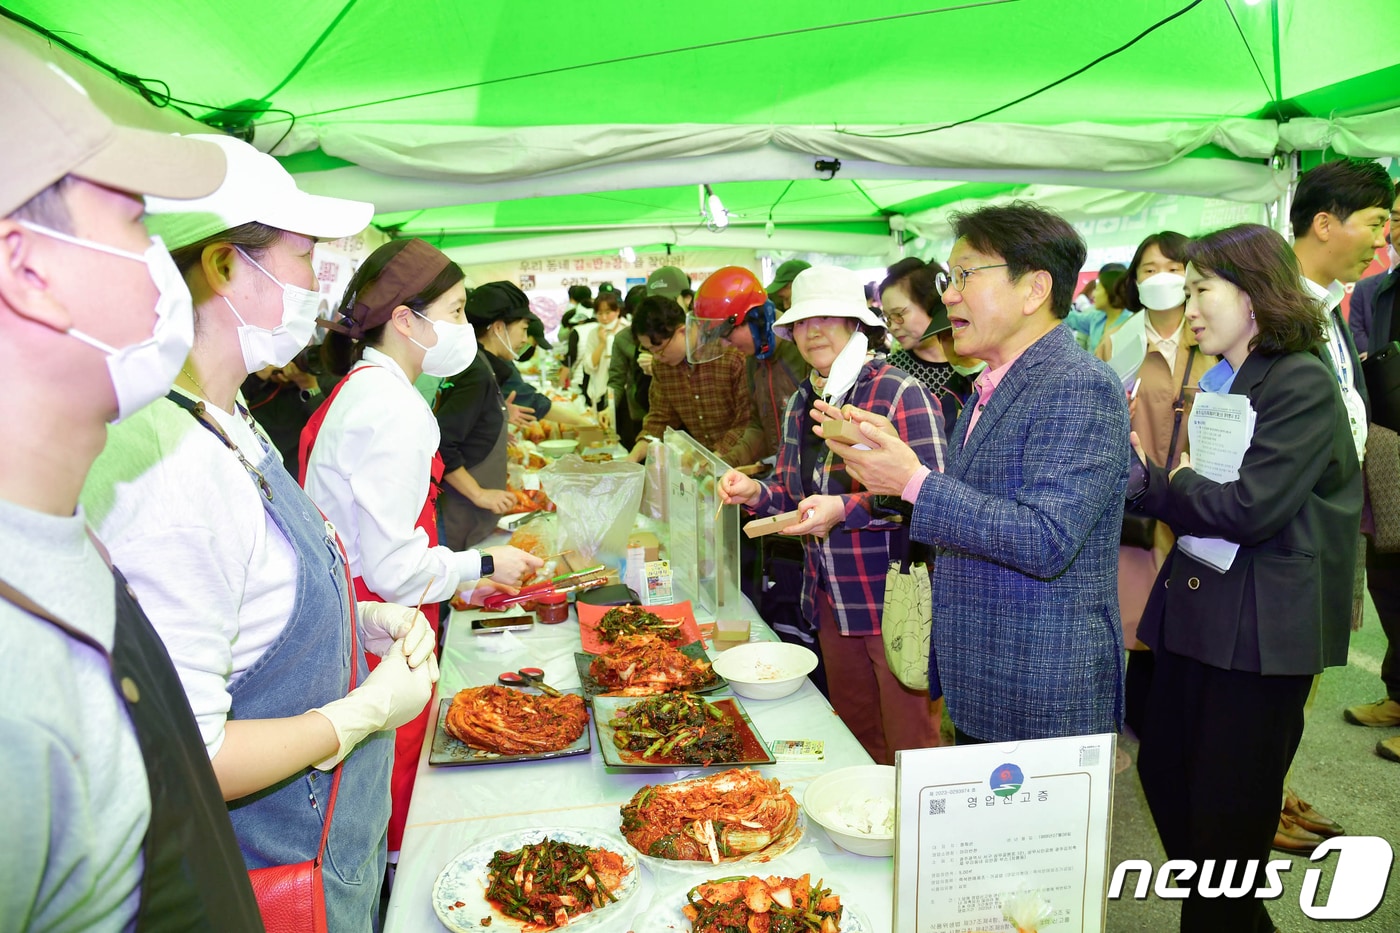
[1001,882,1054,933]
[639,437,667,522]
[540,454,645,564]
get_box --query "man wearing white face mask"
[0,36,265,929]
[80,134,440,931]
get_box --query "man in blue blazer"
[825,202,1130,743]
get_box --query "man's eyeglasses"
[642,327,682,354]
[935,263,1008,297]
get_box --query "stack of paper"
[1177,391,1257,572]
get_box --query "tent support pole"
[1269,152,1299,239]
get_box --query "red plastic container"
[531,592,570,624]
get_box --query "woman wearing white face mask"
[78,135,437,932]
[434,282,542,550]
[303,241,543,855]
[477,292,595,428]
[1095,231,1216,735]
[579,291,625,409]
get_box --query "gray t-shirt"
[0,498,147,932]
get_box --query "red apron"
[300,366,444,852]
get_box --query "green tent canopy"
[5,0,1398,261]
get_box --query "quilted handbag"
[882,528,934,692]
[1367,424,1400,553]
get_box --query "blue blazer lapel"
[950,325,1073,476]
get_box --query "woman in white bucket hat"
[719,265,948,762]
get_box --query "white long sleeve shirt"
[579,322,620,405]
[302,347,479,605]
[80,389,298,756]
[1302,276,1367,465]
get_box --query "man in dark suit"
[1282,159,1393,851]
[1347,241,1397,359]
[1342,181,1400,767]
[825,201,1130,746]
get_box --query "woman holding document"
[1124,223,1362,933]
[1095,231,1215,733]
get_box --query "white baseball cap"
[774,265,883,329]
[144,133,373,249]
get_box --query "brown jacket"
[1098,317,1214,469]
[724,338,810,466]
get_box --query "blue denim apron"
[220,417,393,933]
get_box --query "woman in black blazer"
[1125,223,1363,933]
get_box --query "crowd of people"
[2,27,1398,933]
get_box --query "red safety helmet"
[687,266,769,363]
[693,266,768,324]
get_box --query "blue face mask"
[750,300,778,361]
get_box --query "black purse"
[1121,346,1196,549]
[1120,511,1158,549]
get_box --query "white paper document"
[1177,391,1256,572]
[893,734,1117,933]
[1103,314,1146,389]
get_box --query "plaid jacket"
[640,347,751,456]
[910,325,1129,740]
[725,339,812,466]
[752,358,946,636]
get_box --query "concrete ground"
[1104,589,1400,932]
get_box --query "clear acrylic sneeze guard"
[662,428,740,623]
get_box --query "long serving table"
[383,593,898,932]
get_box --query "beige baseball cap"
[0,32,226,217]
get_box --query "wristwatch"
[479,553,495,578]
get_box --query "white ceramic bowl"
[709,641,816,700]
[538,438,579,459]
[802,765,897,857]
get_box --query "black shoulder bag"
[1121,346,1196,549]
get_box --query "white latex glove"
[311,641,436,770]
[356,601,435,669]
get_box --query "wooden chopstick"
[414,576,435,613]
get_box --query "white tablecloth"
[383,595,897,932]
